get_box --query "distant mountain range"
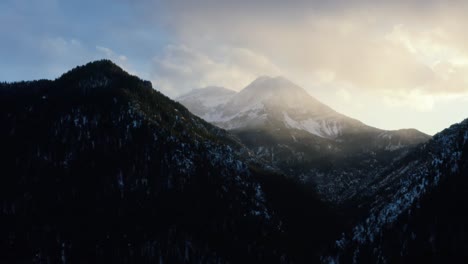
[2,60,468,263]
[177,77,430,202]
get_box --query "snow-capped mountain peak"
[176,76,360,138]
[242,76,304,94]
[176,76,428,143]
[176,86,236,117]
[213,76,354,136]
[177,86,236,103]
[227,76,327,111]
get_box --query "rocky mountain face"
[0,61,341,263]
[177,76,431,202]
[324,118,468,263]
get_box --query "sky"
[2,0,468,135]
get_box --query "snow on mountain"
[178,76,365,139]
[178,76,430,146]
[324,118,468,263]
[178,76,431,204]
[221,76,325,115]
[176,86,236,117]
[283,111,344,138]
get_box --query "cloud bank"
[3,0,468,134]
[146,0,468,98]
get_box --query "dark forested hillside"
[0,60,340,263]
[3,60,467,264]
[324,119,468,263]
[232,125,428,203]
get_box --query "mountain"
[0,60,341,263]
[324,118,468,263]
[176,86,236,118]
[177,76,431,202]
[178,76,428,142]
[3,60,468,263]
[180,76,359,137]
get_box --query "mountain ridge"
[0,60,342,263]
[177,75,431,202]
[2,60,468,263]
[325,117,468,263]
[177,76,429,140]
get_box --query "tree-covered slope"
[325,119,468,263]
[0,60,341,263]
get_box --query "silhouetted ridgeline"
[0,60,339,263]
[2,60,468,263]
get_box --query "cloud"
[141,0,468,99]
[150,44,281,97]
[6,0,468,98]
[382,90,436,112]
[138,0,468,130]
[41,37,85,57]
[336,88,352,103]
[4,36,133,81]
[96,46,128,62]
[3,0,468,133]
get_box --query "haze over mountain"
[176,86,236,118]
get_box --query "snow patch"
[283,112,342,138]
